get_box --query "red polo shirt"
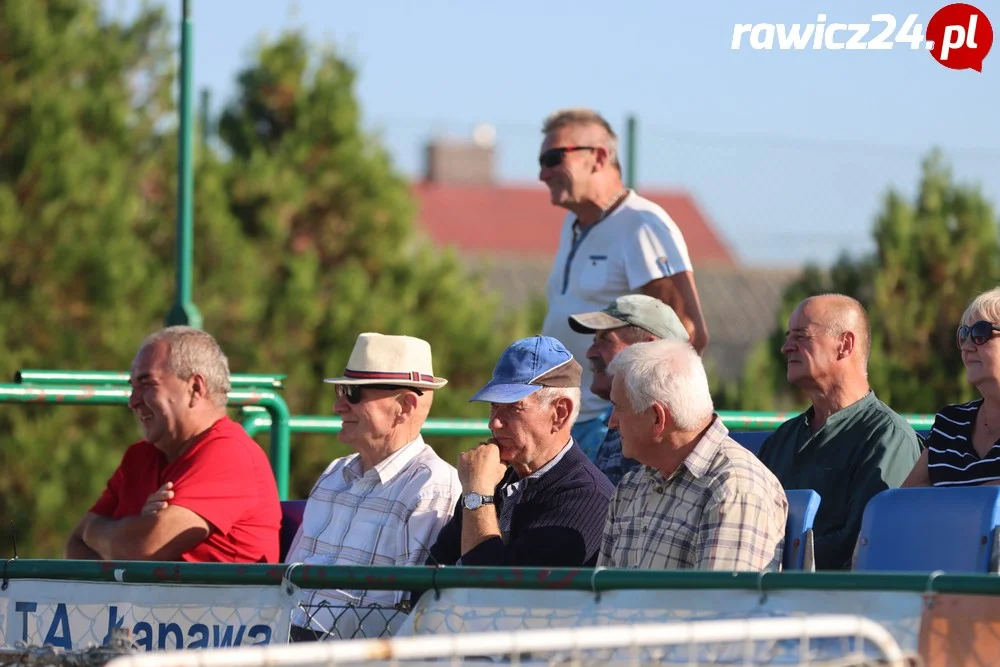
[90,417,281,563]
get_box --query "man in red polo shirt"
[65,326,281,562]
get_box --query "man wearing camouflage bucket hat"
[569,294,690,485]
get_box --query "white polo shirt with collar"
[541,190,694,422]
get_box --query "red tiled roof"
[412,182,735,266]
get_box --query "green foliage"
[0,1,532,557]
[742,151,999,413]
[0,0,178,558]
[212,33,535,493]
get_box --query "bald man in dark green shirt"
[757,295,921,570]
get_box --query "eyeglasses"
[957,320,1000,348]
[538,146,596,169]
[335,384,424,405]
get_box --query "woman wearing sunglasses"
[903,287,1000,488]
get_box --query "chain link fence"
[291,601,410,641]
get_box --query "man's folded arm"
[81,505,211,560]
[65,514,102,559]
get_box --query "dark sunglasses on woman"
[957,320,1000,348]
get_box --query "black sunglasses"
[538,145,596,169]
[336,384,424,405]
[957,320,1000,348]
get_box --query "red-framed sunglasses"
[957,320,1000,348]
[538,146,596,169]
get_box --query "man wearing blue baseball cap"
[427,336,614,567]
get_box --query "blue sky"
[104,0,1000,267]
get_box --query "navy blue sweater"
[427,443,614,567]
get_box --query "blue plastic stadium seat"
[784,489,821,571]
[853,486,1000,573]
[280,499,308,561]
[729,431,771,456]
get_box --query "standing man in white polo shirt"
[538,108,710,460]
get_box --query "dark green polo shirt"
[757,391,921,570]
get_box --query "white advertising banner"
[0,579,295,650]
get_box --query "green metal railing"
[5,560,1000,596]
[7,369,936,503]
[0,384,291,500]
[240,409,936,439]
[16,370,286,389]
[240,410,496,439]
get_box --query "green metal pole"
[165,0,202,329]
[625,114,637,189]
[259,393,291,501]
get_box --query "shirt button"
[642,527,648,533]
[655,486,664,494]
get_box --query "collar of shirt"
[343,435,428,485]
[803,390,876,432]
[569,189,634,240]
[599,406,614,427]
[529,438,574,480]
[504,437,574,494]
[677,414,730,481]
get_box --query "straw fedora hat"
[323,333,448,390]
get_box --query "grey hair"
[607,339,713,431]
[534,386,582,428]
[541,108,620,172]
[139,326,232,408]
[962,286,1000,326]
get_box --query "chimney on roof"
[423,124,496,185]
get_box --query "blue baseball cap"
[470,336,583,404]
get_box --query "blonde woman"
[903,287,1000,487]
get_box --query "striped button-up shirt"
[598,417,787,571]
[286,435,461,628]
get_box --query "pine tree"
[0,4,537,556]
[744,151,999,414]
[214,33,535,493]
[0,0,180,556]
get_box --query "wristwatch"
[461,492,495,510]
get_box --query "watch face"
[464,493,483,510]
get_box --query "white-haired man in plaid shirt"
[599,338,787,571]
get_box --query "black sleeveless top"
[927,399,1000,486]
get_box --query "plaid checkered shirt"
[598,416,787,571]
[286,435,461,629]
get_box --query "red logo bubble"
[927,3,993,71]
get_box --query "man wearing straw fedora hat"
[285,333,462,641]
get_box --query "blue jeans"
[572,413,611,462]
